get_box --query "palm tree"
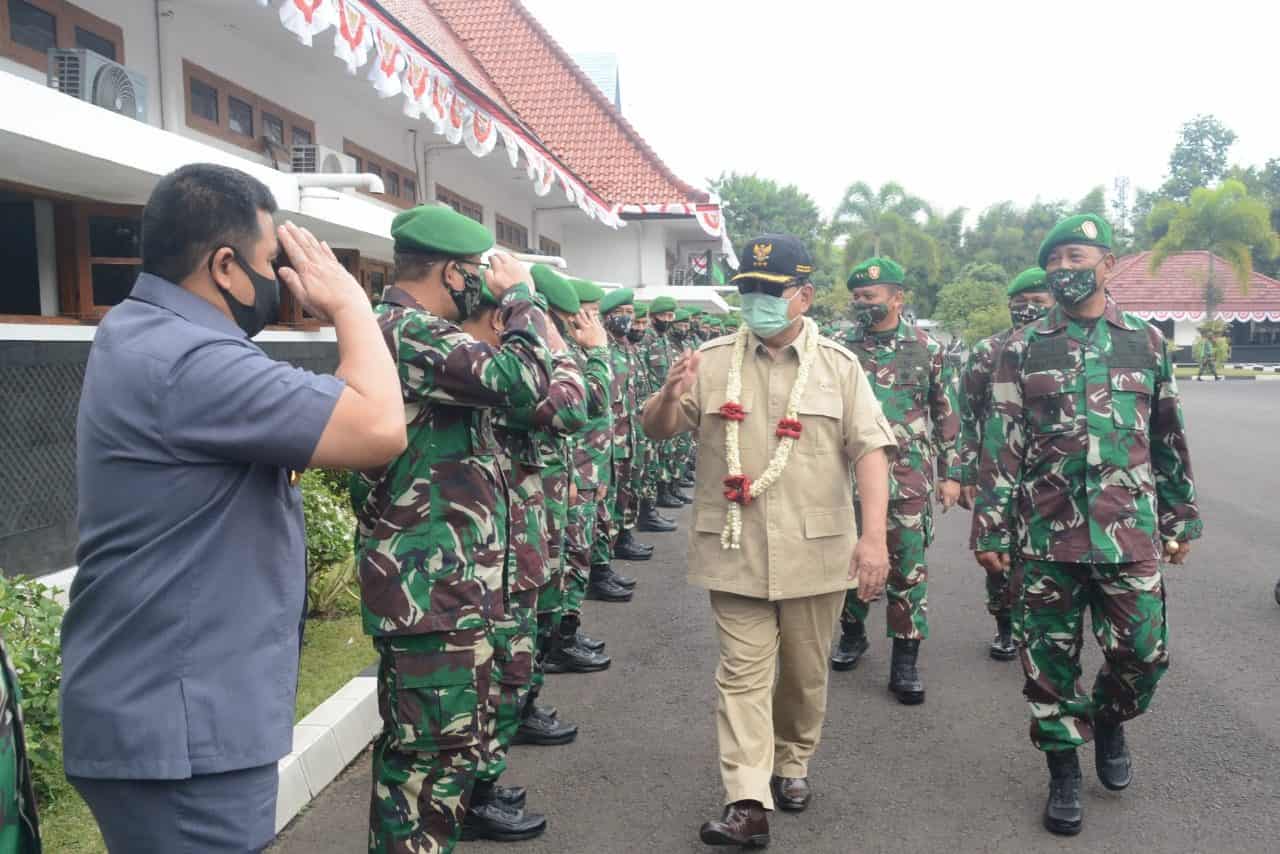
[1148,179,1280,317]
[831,181,932,262]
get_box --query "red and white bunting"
[1134,309,1280,323]
[332,0,371,73]
[257,0,645,230]
[278,0,334,47]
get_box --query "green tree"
[1159,114,1237,201]
[1148,179,1280,316]
[708,171,824,255]
[831,181,932,261]
[933,263,1008,344]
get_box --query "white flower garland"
[720,317,821,549]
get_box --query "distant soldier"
[601,287,655,562]
[352,206,558,849]
[1,633,39,854]
[645,297,687,511]
[957,267,1055,660]
[1193,326,1228,381]
[833,256,963,705]
[971,214,1201,837]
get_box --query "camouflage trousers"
[563,486,600,616]
[671,433,694,480]
[370,621,492,854]
[842,498,933,640]
[613,452,638,532]
[1019,558,1169,752]
[475,589,538,785]
[985,567,1011,616]
[633,436,655,504]
[592,459,623,566]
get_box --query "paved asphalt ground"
[273,380,1280,854]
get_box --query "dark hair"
[392,250,455,286]
[141,164,278,284]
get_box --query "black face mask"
[213,248,279,338]
[449,262,486,321]
[606,314,633,336]
[627,327,645,343]
[653,318,671,334]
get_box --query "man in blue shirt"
[61,163,406,852]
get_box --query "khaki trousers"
[709,589,845,810]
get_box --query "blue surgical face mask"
[740,290,800,338]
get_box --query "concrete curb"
[276,675,379,832]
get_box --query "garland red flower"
[775,418,803,440]
[723,474,753,505]
[718,402,746,422]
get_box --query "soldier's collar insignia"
[1080,220,1099,240]
[868,265,881,280]
[753,242,773,268]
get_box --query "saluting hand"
[276,222,367,322]
[851,536,890,603]
[662,349,700,400]
[487,252,529,299]
[570,310,608,349]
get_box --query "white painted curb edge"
[276,675,379,833]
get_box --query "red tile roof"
[424,0,708,206]
[1109,251,1280,319]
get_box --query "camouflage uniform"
[644,328,678,494]
[600,330,642,553]
[959,329,1018,618]
[562,342,614,616]
[630,329,657,510]
[1,635,39,854]
[669,330,697,480]
[838,318,962,639]
[352,285,554,854]
[970,298,1202,752]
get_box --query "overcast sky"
[523,0,1278,220]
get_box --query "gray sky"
[523,0,1278,219]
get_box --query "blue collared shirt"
[61,273,345,779]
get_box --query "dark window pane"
[385,172,400,198]
[369,271,385,291]
[402,178,416,202]
[9,0,55,54]
[0,201,41,315]
[190,77,218,123]
[88,216,142,259]
[228,96,253,137]
[292,126,311,146]
[365,162,381,179]
[91,264,139,307]
[74,26,116,61]
[263,113,285,146]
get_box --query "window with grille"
[538,236,562,258]
[495,215,528,252]
[436,185,483,223]
[182,61,314,156]
[343,140,417,210]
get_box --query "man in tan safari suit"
[643,234,895,848]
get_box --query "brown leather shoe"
[770,775,812,812]
[699,800,770,848]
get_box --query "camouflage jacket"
[957,328,1015,485]
[970,298,1203,563]
[838,318,963,501]
[503,350,602,530]
[1,633,39,853]
[569,342,614,490]
[607,333,641,458]
[351,285,554,636]
[644,329,677,402]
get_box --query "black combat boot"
[829,619,869,671]
[586,564,633,602]
[614,529,653,561]
[888,638,925,705]
[462,781,547,841]
[678,473,697,489]
[574,629,606,652]
[543,615,610,673]
[989,613,1017,661]
[657,483,684,509]
[670,482,694,504]
[638,500,678,532]
[1043,749,1083,835]
[604,563,637,589]
[514,690,577,746]
[1094,722,1133,791]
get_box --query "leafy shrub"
[0,573,66,803]
[300,469,358,616]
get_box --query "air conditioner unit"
[291,144,358,175]
[47,49,147,121]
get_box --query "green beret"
[569,277,605,304]
[674,309,692,322]
[600,287,634,314]
[847,256,905,289]
[391,204,493,256]
[1007,267,1048,298]
[531,264,579,313]
[650,296,677,314]
[688,307,705,317]
[479,279,500,307]
[634,304,649,318]
[1037,213,1113,269]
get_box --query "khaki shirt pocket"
[795,393,843,456]
[804,505,858,581]
[700,388,755,454]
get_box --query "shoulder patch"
[817,336,858,362]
